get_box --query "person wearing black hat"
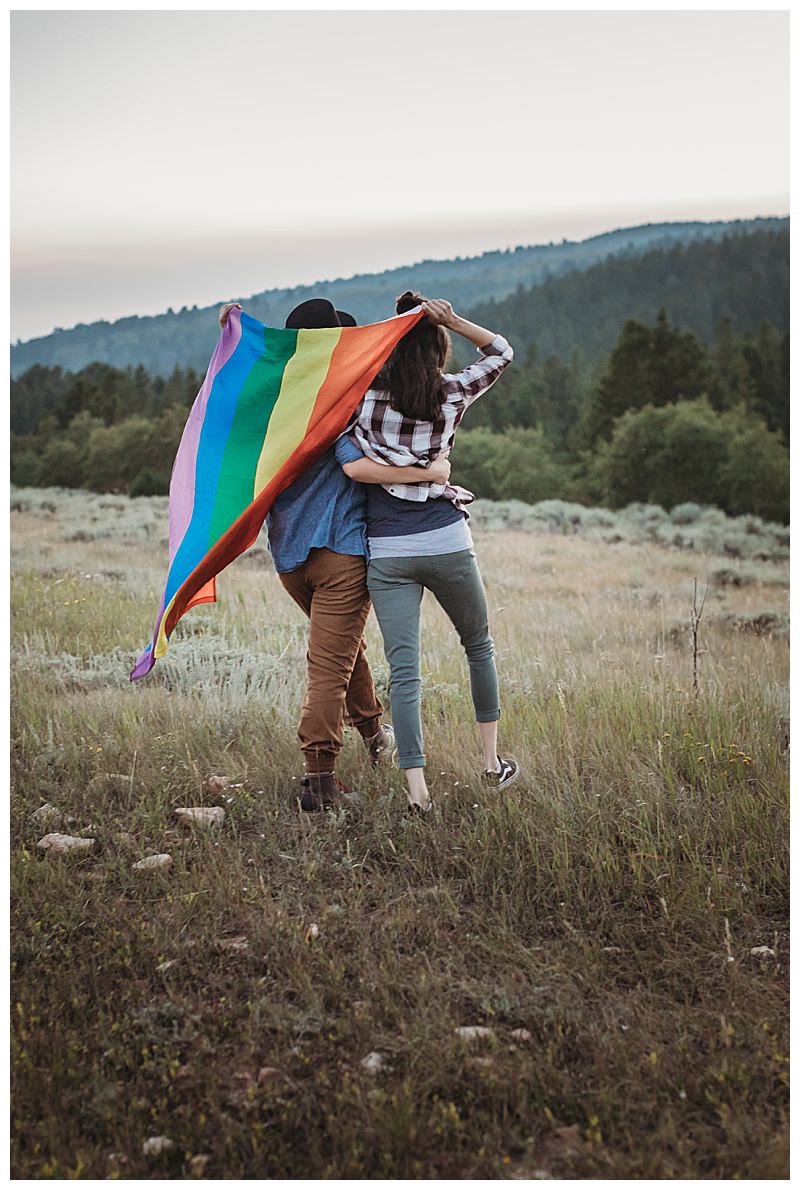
[217,298,451,811]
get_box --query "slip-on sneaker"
[365,722,397,767]
[482,756,520,791]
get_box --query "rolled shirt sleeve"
[334,434,365,467]
[441,334,514,408]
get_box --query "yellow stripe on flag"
[253,327,342,497]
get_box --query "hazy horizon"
[10,204,789,344]
[11,10,789,343]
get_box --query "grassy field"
[11,488,789,1179]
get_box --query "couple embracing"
[219,292,519,813]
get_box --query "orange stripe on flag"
[161,310,424,642]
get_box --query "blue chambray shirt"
[265,435,367,574]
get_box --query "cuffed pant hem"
[398,756,426,770]
[476,711,501,723]
[353,714,382,741]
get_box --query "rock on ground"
[142,1135,173,1157]
[361,1051,389,1074]
[454,1025,494,1042]
[175,806,226,827]
[31,803,63,828]
[132,853,173,872]
[257,1066,282,1084]
[203,775,231,795]
[37,833,95,855]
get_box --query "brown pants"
[279,548,384,774]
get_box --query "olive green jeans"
[366,548,500,769]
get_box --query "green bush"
[36,439,85,489]
[449,428,504,499]
[130,467,169,498]
[716,422,789,523]
[10,449,41,488]
[452,427,572,503]
[589,398,789,522]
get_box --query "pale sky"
[10,9,789,343]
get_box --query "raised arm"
[422,299,513,407]
[421,298,497,349]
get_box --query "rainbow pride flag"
[131,304,423,680]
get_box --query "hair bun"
[396,290,423,315]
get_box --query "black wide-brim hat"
[284,298,358,329]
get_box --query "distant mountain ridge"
[10,216,787,378]
[460,225,789,365]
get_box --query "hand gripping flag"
[131,304,423,680]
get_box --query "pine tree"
[577,310,717,445]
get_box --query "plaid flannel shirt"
[347,333,514,502]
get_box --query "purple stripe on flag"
[130,310,244,681]
[168,308,243,563]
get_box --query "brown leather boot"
[296,772,361,812]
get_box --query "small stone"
[455,1025,494,1042]
[510,1028,533,1042]
[257,1066,282,1084]
[175,806,225,827]
[602,946,623,954]
[156,959,177,974]
[750,946,776,958]
[132,853,173,872]
[203,775,231,796]
[31,803,62,829]
[142,1135,174,1157]
[37,833,95,856]
[361,1051,388,1074]
[189,1154,210,1177]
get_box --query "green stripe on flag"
[207,327,299,547]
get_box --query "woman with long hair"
[341,292,519,812]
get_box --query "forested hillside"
[11,220,789,522]
[462,227,788,363]
[10,216,785,377]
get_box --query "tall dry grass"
[11,489,788,1178]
